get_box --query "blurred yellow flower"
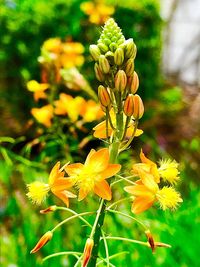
[27,80,49,101]
[93,109,143,139]
[80,100,104,123]
[27,162,76,207]
[42,38,62,54]
[65,148,121,201]
[31,104,53,127]
[61,42,85,68]
[81,1,114,25]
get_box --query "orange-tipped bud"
[133,94,144,119]
[123,94,134,116]
[115,70,127,92]
[114,47,124,65]
[89,45,101,61]
[30,231,53,253]
[130,71,139,94]
[99,55,110,74]
[145,230,155,253]
[82,238,94,267]
[125,58,134,77]
[40,205,57,214]
[98,85,111,107]
[94,63,105,82]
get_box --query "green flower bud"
[115,70,127,92]
[125,38,137,59]
[109,42,118,52]
[94,63,105,82]
[98,43,109,53]
[125,58,134,76]
[99,55,110,74]
[114,48,124,65]
[89,45,101,61]
[98,85,111,107]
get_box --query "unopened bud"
[109,42,118,52]
[40,205,57,214]
[145,230,155,253]
[115,70,127,92]
[127,71,139,94]
[125,38,137,59]
[89,45,101,61]
[105,51,114,65]
[98,43,109,53]
[82,238,94,267]
[125,58,134,76]
[124,94,134,116]
[94,63,105,82]
[114,48,124,65]
[98,85,111,107]
[99,55,110,74]
[133,94,144,119]
[30,231,53,253]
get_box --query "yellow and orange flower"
[42,38,62,54]
[93,109,143,139]
[65,148,121,201]
[27,162,76,207]
[124,151,182,214]
[31,104,53,127]
[27,80,49,101]
[80,100,104,123]
[61,42,85,68]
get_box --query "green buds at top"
[115,70,127,92]
[98,85,111,107]
[114,47,124,65]
[123,94,134,117]
[98,18,125,54]
[89,45,101,61]
[99,55,110,74]
[125,38,137,59]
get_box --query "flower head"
[27,162,76,207]
[27,80,49,101]
[158,159,180,184]
[156,186,182,210]
[31,104,53,127]
[65,148,121,201]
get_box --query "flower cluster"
[125,150,182,214]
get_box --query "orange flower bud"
[82,238,94,267]
[115,70,127,92]
[30,231,53,253]
[133,94,144,119]
[99,55,110,74]
[40,205,57,214]
[125,38,137,59]
[125,58,134,77]
[145,229,155,253]
[129,71,139,94]
[89,45,101,61]
[94,63,105,82]
[98,85,111,107]
[123,94,134,116]
[114,47,124,65]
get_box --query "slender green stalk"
[101,231,110,267]
[107,197,132,210]
[120,120,138,151]
[96,251,129,265]
[101,236,149,247]
[42,251,81,262]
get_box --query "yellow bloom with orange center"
[93,109,143,139]
[65,148,121,201]
[80,100,104,123]
[27,80,49,101]
[61,42,85,68]
[81,1,114,25]
[31,104,53,127]
[42,38,62,54]
[27,162,76,207]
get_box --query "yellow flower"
[61,42,85,68]
[80,100,104,123]
[93,109,143,139]
[42,38,62,53]
[158,159,180,184]
[27,80,49,101]
[81,1,114,25]
[156,186,183,210]
[65,148,121,201]
[27,162,76,206]
[31,105,53,127]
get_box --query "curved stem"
[97,251,129,266]
[107,197,132,210]
[101,236,149,247]
[42,251,81,262]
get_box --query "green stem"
[101,236,149,247]
[120,120,138,152]
[42,251,81,262]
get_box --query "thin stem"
[51,211,95,233]
[121,116,131,141]
[105,109,109,141]
[90,199,105,238]
[101,236,149,247]
[42,251,81,262]
[107,111,115,130]
[74,254,83,267]
[96,251,129,265]
[107,197,132,210]
[101,231,110,267]
[120,120,138,152]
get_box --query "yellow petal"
[94,180,112,200]
[100,164,121,179]
[85,148,109,172]
[48,162,61,185]
[131,196,155,214]
[65,163,84,176]
[78,188,90,201]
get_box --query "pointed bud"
[133,94,144,119]
[125,58,134,76]
[114,48,124,65]
[99,55,110,74]
[30,231,53,253]
[98,43,109,53]
[40,205,57,214]
[145,230,155,253]
[94,63,105,82]
[89,45,101,61]
[127,71,139,94]
[115,70,127,92]
[98,85,111,107]
[125,38,137,59]
[124,94,134,116]
[82,238,94,267]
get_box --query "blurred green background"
[0,0,200,266]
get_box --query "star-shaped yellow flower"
[65,148,121,201]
